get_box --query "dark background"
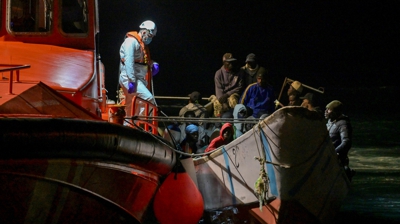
[98,1,398,114]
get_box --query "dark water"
[334,114,400,224]
[197,114,400,223]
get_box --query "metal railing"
[0,64,31,94]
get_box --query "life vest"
[124,31,152,90]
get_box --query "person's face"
[222,128,233,141]
[324,108,332,119]
[301,99,309,108]
[223,61,238,72]
[246,61,257,69]
[288,95,297,106]
[257,76,267,87]
[238,110,247,118]
[141,30,155,44]
[188,131,199,142]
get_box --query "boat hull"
[194,107,350,223]
[0,118,176,223]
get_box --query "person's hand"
[274,99,283,108]
[128,82,136,94]
[218,94,229,104]
[152,62,159,76]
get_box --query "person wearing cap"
[300,93,323,117]
[210,53,245,117]
[325,100,355,181]
[179,91,210,146]
[119,20,159,120]
[241,53,269,89]
[240,72,275,118]
[179,91,208,121]
[274,80,303,108]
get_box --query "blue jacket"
[240,83,275,118]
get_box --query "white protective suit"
[119,34,154,118]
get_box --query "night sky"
[98,1,398,102]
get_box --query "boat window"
[61,0,88,34]
[9,0,52,32]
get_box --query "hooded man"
[233,104,251,138]
[180,124,199,157]
[205,123,234,153]
[119,20,159,119]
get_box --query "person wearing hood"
[119,20,159,120]
[205,123,234,153]
[325,100,355,181]
[233,104,252,138]
[180,124,200,158]
[209,53,245,117]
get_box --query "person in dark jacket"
[209,53,245,117]
[325,100,356,181]
[241,53,269,88]
[180,124,199,157]
[300,93,323,117]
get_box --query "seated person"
[180,124,199,158]
[163,123,181,145]
[300,92,323,117]
[205,123,234,153]
[179,111,208,148]
[233,104,252,138]
[240,72,275,118]
[179,91,208,121]
[275,80,303,108]
[209,53,245,117]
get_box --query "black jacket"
[326,115,353,160]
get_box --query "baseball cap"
[223,53,237,62]
[245,53,256,62]
[188,91,201,102]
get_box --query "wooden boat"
[194,106,351,223]
[0,1,204,223]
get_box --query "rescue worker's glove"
[152,62,159,76]
[128,82,136,94]
[218,94,229,104]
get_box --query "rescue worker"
[119,20,159,120]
